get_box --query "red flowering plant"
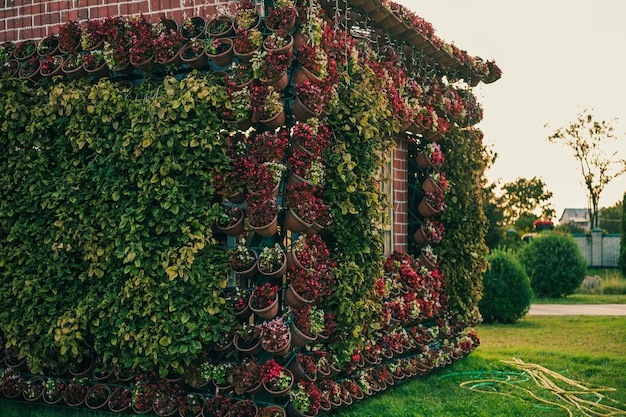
[153,17,185,63]
[230,238,257,272]
[43,377,65,403]
[321,312,337,338]
[222,86,251,122]
[260,359,292,391]
[247,130,289,162]
[39,55,63,75]
[289,381,322,415]
[422,189,446,213]
[234,28,262,54]
[154,379,183,415]
[206,38,231,56]
[81,19,105,51]
[181,38,208,59]
[250,84,284,121]
[292,304,324,338]
[228,358,262,395]
[37,34,59,55]
[429,171,448,192]
[243,159,285,196]
[296,44,328,79]
[287,149,326,187]
[108,387,132,411]
[318,379,341,404]
[216,204,243,228]
[226,62,253,87]
[258,317,290,351]
[64,377,89,405]
[291,120,331,156]
[231,399,258,417]
[1,368,24,397]
[295,80,328,116]
[102,16,130,71]
[131,371,160,412]
[127,14,155,64]
[284,183,328,225]
[228,287,251,315]
[179,393,204,417]
[82,50,105,70]
[287,266,320,302]
[422,142,445,167]
[246,193,280,228]
[203,395,232,417]
[58,20,82,53]
[250,283,279,310]
[264,0,297,32]
[422,219,445,243]
[293,352,317,380]
[251,50,293,81]
[263,31,292,51]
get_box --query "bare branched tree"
[547,109,626,228]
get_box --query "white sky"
[397,0,626,221]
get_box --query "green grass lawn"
[2,316,625,417]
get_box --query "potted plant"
[43,377,65,404]
[131,372,158,413]
[261,359,293,396]
[233,323,262,355]
[413,219,445,245]
[416,141,445,169]
[291,305,325,348]
[228,287,252,321]
[61,53,86,78]
[288,381,322,417]
[206,15,234,38]
[200,362,231,388]
[262,32,293,55]
[179,38,210,69]
[247,130,289,163]
[228,358,262,395]
[83,50,109,78]
[37,34,59,56]
[1,41,16,63]
[418,189,446,217]
[153,17,185,66]
[215,204,244,236]
[108,386,132,412]
[258,243,287,278]
[205,37,233,68]
[39,54,64,77]
[202,395,232,417]
[422,171,448,194]
[258,317,291,356]
[230,238,257,279]
[181,16,205,39]
[292,80,328,121]
[246,193,280,237]
[18,55,41,82]
[231,399,259,417]
[260,405,287,417]
[179,393,204,417]
[284,183,328,233]
[223,86,252,130]
[290,120,331,156]
[250,84,285,129]
[234,0,259,31]
[418,244,438,269]
[287,148,326,188]
[153,380,183,416]
[249,283,279,319]
[244,159,285,197]
[252,50,293,91]
[81,19,105,51]
[233,28,262,62]
[227,63,254,89]
[1,368,24,398]
[294,44,327,84]
[85,384,111,410]
[264,0,297,33]
[127,14,156,71]
[288,352,317,383]
[58,20,82,54]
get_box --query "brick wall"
[1,0,238,42]
[393,138,408,252]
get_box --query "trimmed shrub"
[479,250,532,323]
[519,233,587,298]
[619,192,626,276]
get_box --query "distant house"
[559,208,591,231]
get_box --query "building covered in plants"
[0,0,500,414]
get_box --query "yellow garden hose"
[457,358,626,417]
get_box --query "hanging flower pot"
[18,56,41,83]
[284,283,314,309]
[231,399,259,417]
[258,244,288,279]
[234,326,262,356]
[258,317,292,356]
[13,39,37,61]
[261,361,294,397]
[69,355,95,378]
[215,205,244,237]
[1,59,20,78]
[37,34,60,56]
[22,376,44,402]
[230,240,258,280]
[85,384,111,410]
[205,16,235,38]
[289,320,316,348]
[292,64,320,86]
[417,198,441,218]
[180,39,209,69]
[260,108,286,130]
[61,54,87,79]
[233,29,262,63]
[284,207,313,233]
[206,38,233,68]
[291,94,320,122]
[288,353,317,383]
[249,283,280,320]
[107,387,132,413]
[181,16,205,39]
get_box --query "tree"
[547,109,626,229]
[619,193,626,275]
[498,177,555,233]
[482,182,506,249]
[599,199,622,234]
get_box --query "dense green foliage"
[519,233,587,298]
[0,75,236,375]
[438,128,489,324]
[479,250,532,323]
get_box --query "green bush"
[479,249,532,323]
[619,193,626,276]
[519,233,587,298]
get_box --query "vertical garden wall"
[0,0,500,415]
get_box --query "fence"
[573,229,621,267]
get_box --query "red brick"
[92,5,108,18]
[1,29,18,42]
[107,4,118,16]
